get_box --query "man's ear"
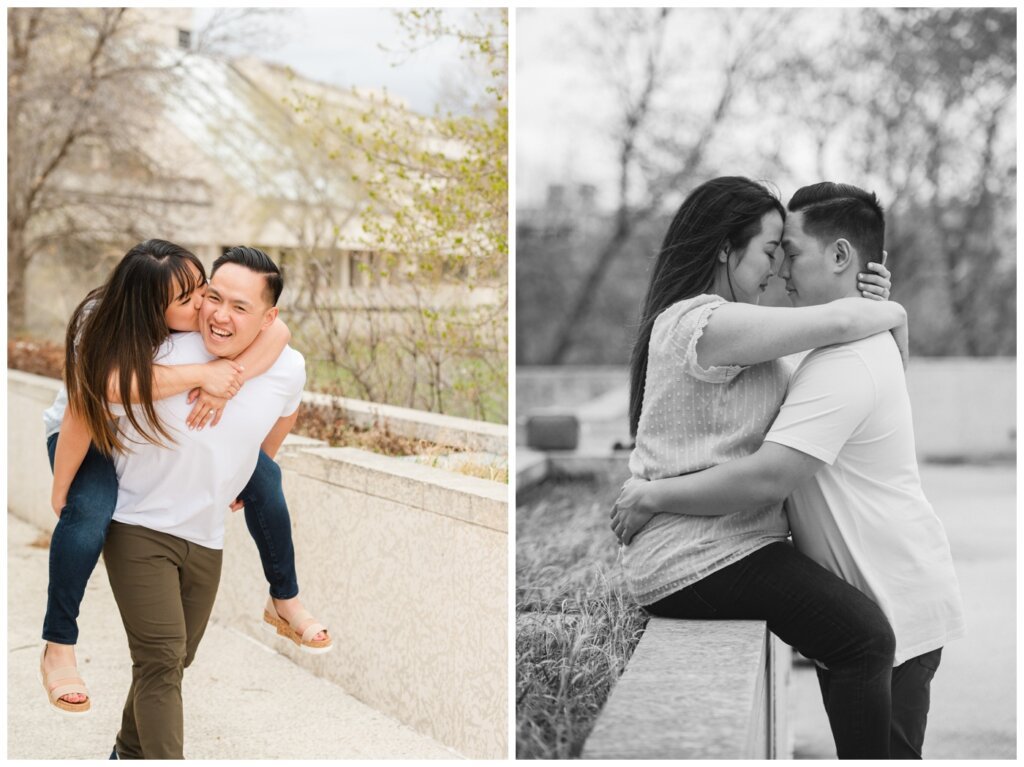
[262,306,279,330]
[832,239,856,273]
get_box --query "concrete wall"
[904,358,1016,460]
[7,371,61,531]
[516,366,627,413]
[518,359,1016,461]
[7,370,508,759]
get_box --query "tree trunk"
[544,217,633,364]
[7,221,28,333]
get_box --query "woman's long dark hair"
[64,239,206,456]
[628,177,785,436]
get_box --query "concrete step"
[7,512,458,760]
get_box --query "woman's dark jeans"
[44,433,299,645]
[647,541,896,760]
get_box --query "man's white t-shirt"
[111,332,305,549]
[765,332,965,665]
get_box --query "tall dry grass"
[516,473,647,758]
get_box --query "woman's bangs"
[168,259,202,302]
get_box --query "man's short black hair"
[788,182,885,267]
[212,246,283,306]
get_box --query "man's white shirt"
[110,332,305,549]
[765,331,966,665]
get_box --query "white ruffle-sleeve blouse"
[622,294,795,605]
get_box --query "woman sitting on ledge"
[612,177,899,759]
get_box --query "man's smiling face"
[199,263,277,359]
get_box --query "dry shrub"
[449,461,509,484]
[8,338,64,379]
[30,532,52,549]
[295,403,449,457]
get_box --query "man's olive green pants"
[104,521,222,759]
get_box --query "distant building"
[29,8,498,336]
[517,182,603,242]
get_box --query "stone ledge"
[280,446,507,533]
[582,618,786,759]
[515,448,549,493]
[9,369,62,400]
[547,452,630,479]
[514,451,631,495]
[280,433,328,450]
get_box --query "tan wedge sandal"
[39,645,91,716]
[262,598,333,654]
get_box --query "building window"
[350,251,382,288]
[178,29,192,50]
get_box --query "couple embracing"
[40,241,331,758]
[612,178,965,759]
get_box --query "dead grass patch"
[295,403,444,457]
[29,532,52,549]
[454,462,509,484]
[516,473,647,758]
[8,337,64,379]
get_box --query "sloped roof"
[162,53,362,202]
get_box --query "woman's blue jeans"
[44,433,300,645]
[646,541,896,760]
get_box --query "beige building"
[27,8,499,338]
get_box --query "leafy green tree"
[291,9,507,420]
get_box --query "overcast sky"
[517,8,843,210]
[193,8,472,115]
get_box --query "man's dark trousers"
[817,647,943,759]
[104,521,222,759]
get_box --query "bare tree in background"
[854,8,1016,356]
[544,8,793,364]
[522,7,1015,364]
[7,8,276,332]
[767,8,1016,355]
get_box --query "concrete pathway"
[7,513,458,760]
[790,464,1016,759]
